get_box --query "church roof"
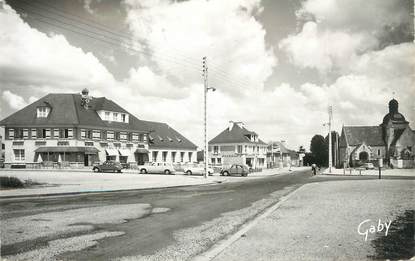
[342,126,385,147]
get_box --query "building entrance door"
[359,151,369,162]
[84,154,89,166]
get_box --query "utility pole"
[202,57,216,178]
[328,106,333,173]
[203,57,208,179]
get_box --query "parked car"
[362,162,375,170]
[92,161,123,173]
[183,164,214,176]
[220,164,249,177]
[138,162,176,175]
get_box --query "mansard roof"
[342,126,385,147]
[143,120,197,150]
[0,93,149,132]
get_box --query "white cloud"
[299,0,411,32]
[123,0,276,96]
[2,90,28,110]
[279,21,376,73]
[281,0,411,74]
[0,3,116,94]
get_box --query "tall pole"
[328,106,333,173]
[203,57,208,179]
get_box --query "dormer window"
[105,112,110,120]
[98,110,129,123]
[37,107,50,118]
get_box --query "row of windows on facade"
[11,149,193,162]
[210,145,267,154]
[7,128,147,142]
[151,151,193,163]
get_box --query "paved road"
[1,170,413,260]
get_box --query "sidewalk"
[210,179,415,261]
[0,167,305,198]
[322,167,415,177]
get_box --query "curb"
[0,170,307,200]
[0,181,224,200]
[194,184,306,261]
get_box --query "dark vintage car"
[220,164,249,177]
[92,161,123,173]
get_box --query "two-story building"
[266,141,299,168]
[0,89,197,167]
[208,121,267,168]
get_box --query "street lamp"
[203,57,216,178]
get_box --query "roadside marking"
[193,184,307,261]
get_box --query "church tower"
[381,98,409,163]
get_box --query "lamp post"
[202,57,216,178]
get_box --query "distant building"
[208,121,267,168]
[0,134,4,162]
[267,141,299,167]
[339,99,415,168]
[0,89,197,167]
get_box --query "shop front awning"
[118,149,130,156]
[135,148,149,154]
[35,146,99,154]
[105,148,118,156]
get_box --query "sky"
[0,0,414,150]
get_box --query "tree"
[310,134,328,167]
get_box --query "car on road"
[183,164,214,176]
[138,162,176,175]
[362,162,375,170]
[220,164,249,177]
[92,161,123,173]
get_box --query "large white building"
[0,89,197,168]
[208,121,267,169]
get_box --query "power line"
[11,1,257,91]
[13,5,202,75]
[11,0,202,67]
[14,0,258,89]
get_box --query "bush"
[0,176,25,188]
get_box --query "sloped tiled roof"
[0,94,149,132]
[267,141,291,153]
[342,126,385,146]
[209,123,266,145]
[143,120,197,150]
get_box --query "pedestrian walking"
[311,163,317,176]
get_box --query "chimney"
[80,88,91,109]
[228,121,234,131]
